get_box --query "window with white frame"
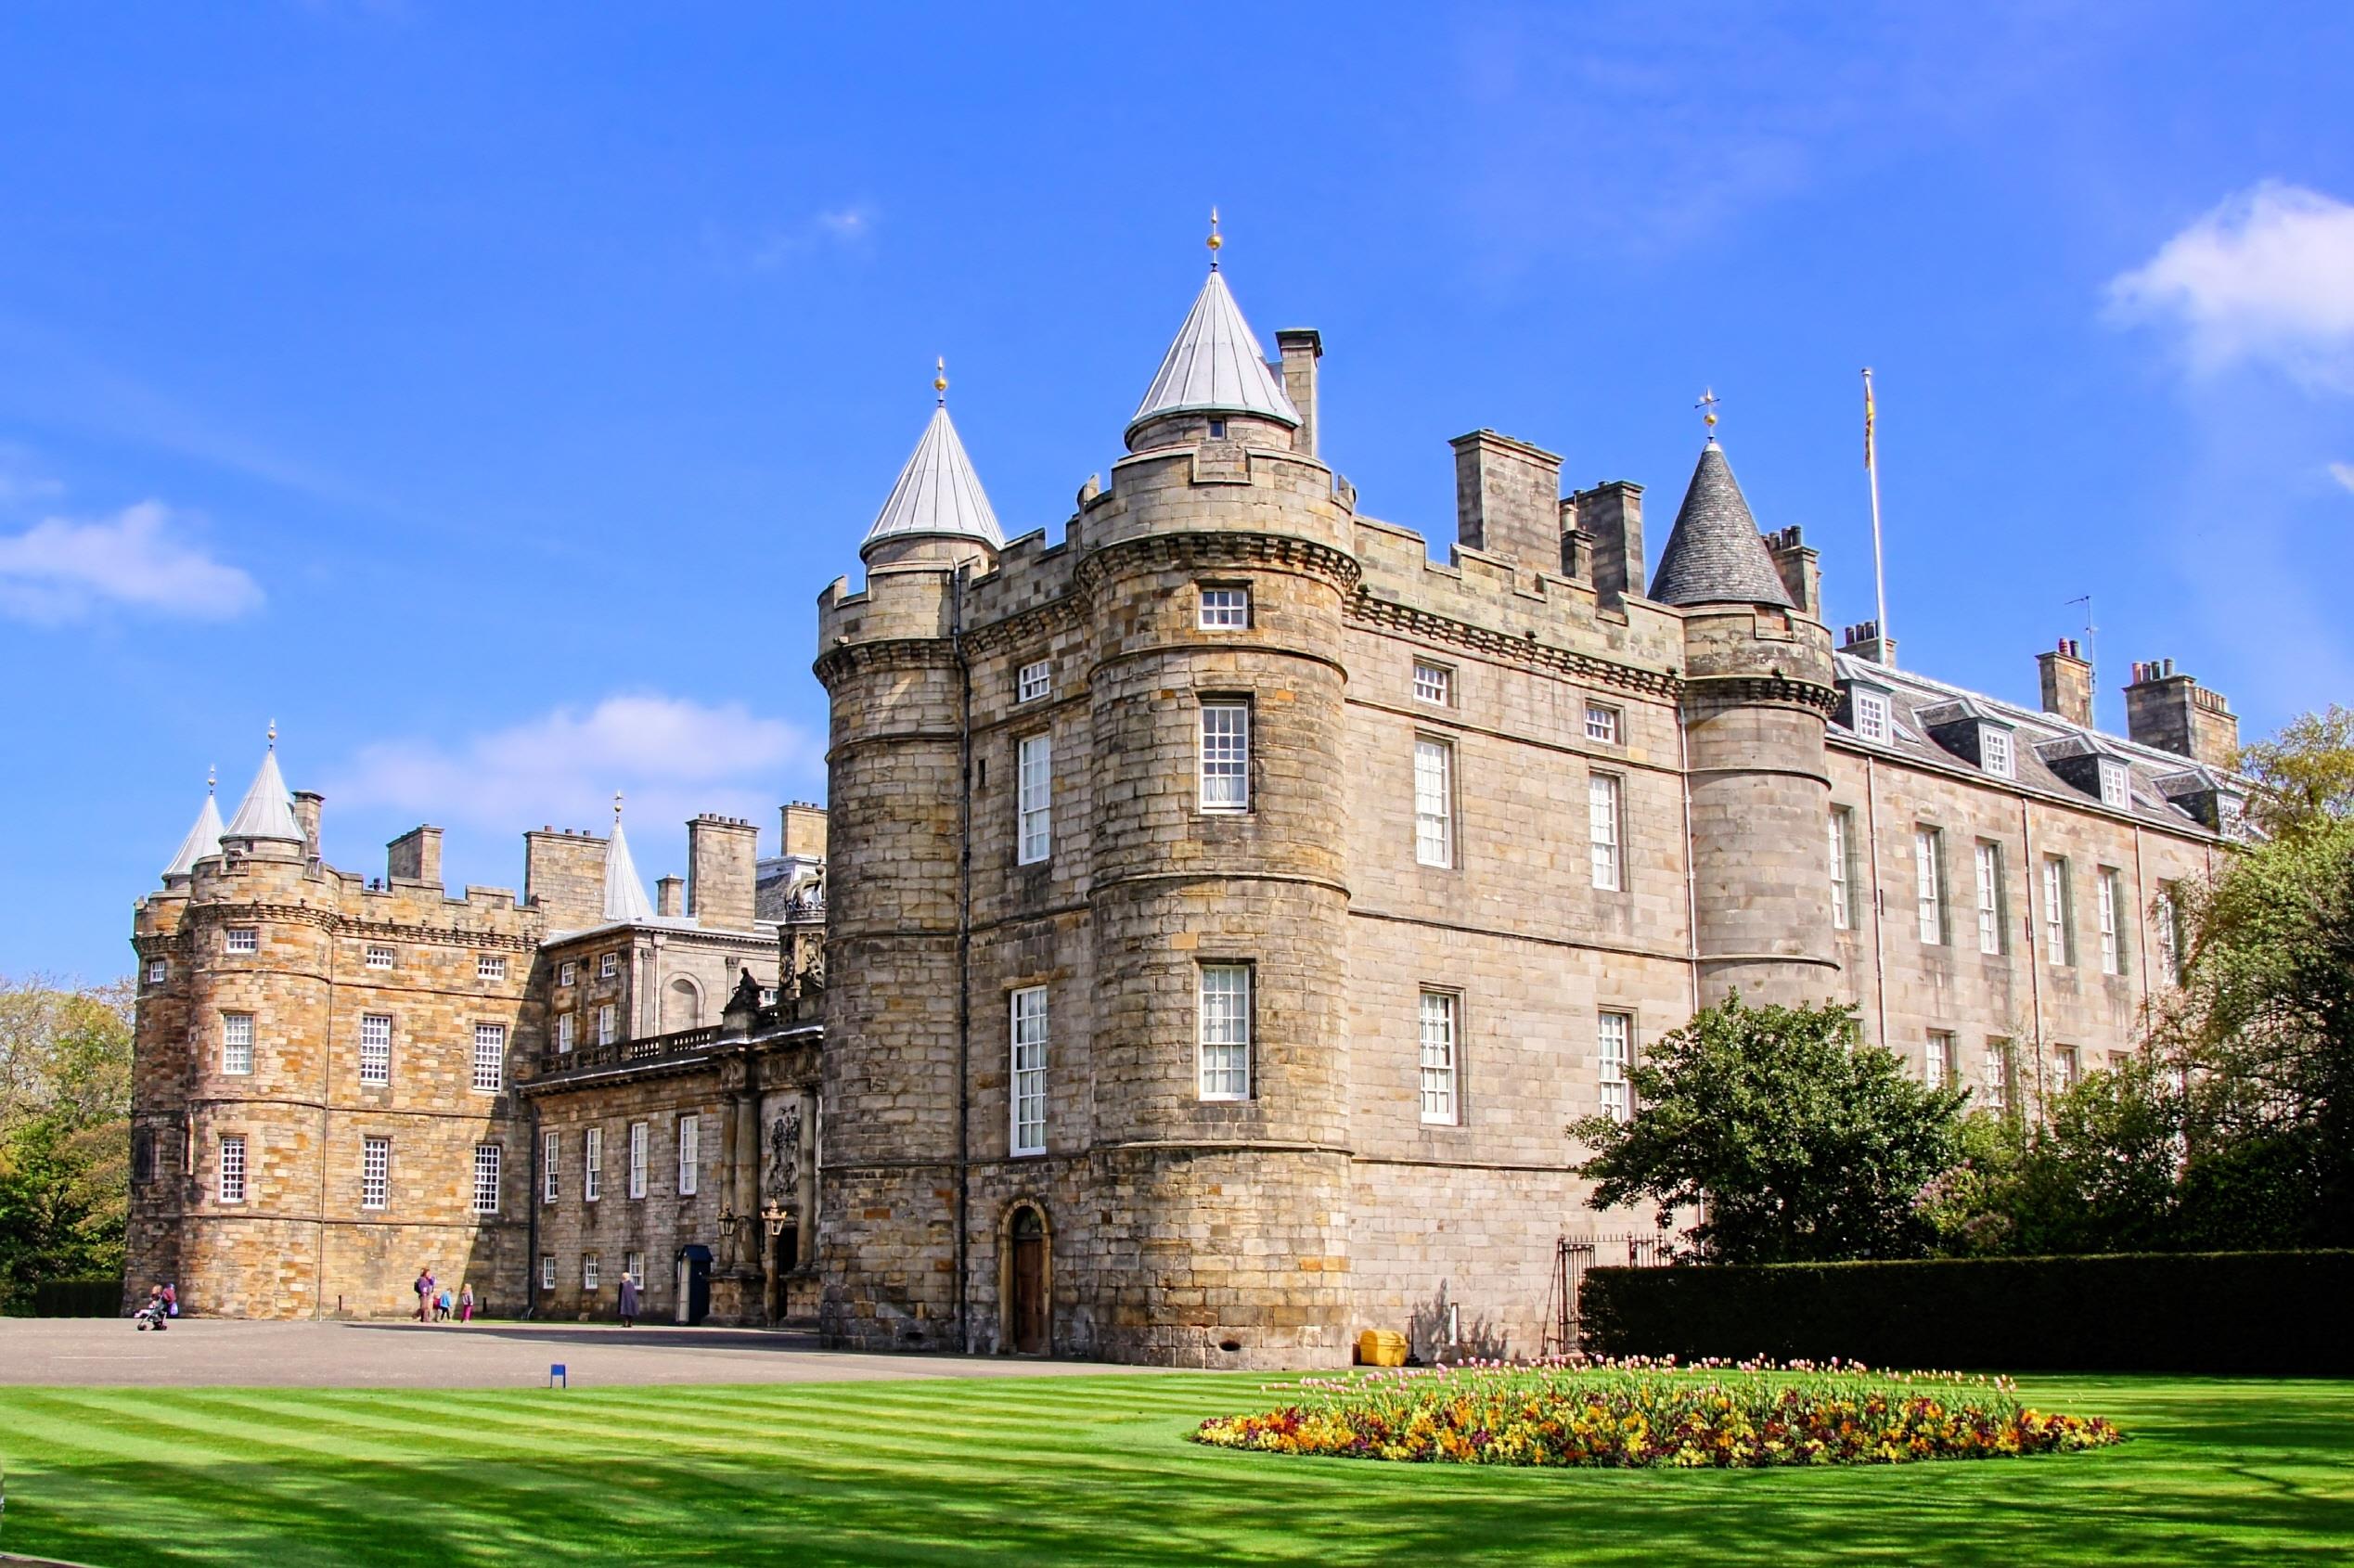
[1925,1031,1953,1088]
[2157,883,2186,984]
[361,1135,390,1211]
[583,1253,600,1291]
[225,927,258,954]
[1197,964,1251,1100]
[222,1013,254,1075]
[540,1253,556,1292]
[477,953,508,981]
[2097,868,2127,975]
[1981,726,2014,779]
[2043,856,2074,965]
[1913,827,1947,945]
[1597,1011,1633,1124]
[366,944,394,970]
[1412,662,1452,706]
[472,1143,500,1213]
[2052,1045,2079,1094]
[585,1126,602,1201]
[627,1121,648,1199]
[677,1114,699,1196]
[1017,659,1051,703]
[1984,1039,2013,1113]
[544,1130,560,1203]
[1828,808,1856,931]
[1584,704,1621,745]
[1589,774,1622,892]
[1413,739,1454,868]
[559,960,576,987]
[2098,760,2129,809]
[1010,986,1048,1156]
[218,1135,246,1203]
[471,1023,506,1092]
[597,1004,617,1047]
[1200,703,1250,811]
[1418,991,1459,1125]
[1851,690,1889,743]
[625,1250,644,1286]
[358,1013,392,1086]
[558,1011,575,1054]
[1017,733,1053,864]
[1198,585,1250,629]
[147,958,168,984]
[1975,842,2005,955]
[599,952,618,980]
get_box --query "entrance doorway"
[674,1243,712,1326]
[1008,1205,1048,1356]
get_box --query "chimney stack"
[1574,481,1645,605]
[2038,638,2093,728]
[656,874,685,919]
[1840,620,1897,668]
[2124,658,2240,770]
[387,826,444,887]
[291,790,324,861]
[1275,328,1320,459]
[1765,526,1820,617]
[686,814,760,931]
[1451,430,1566,577]
[780,802,829,861]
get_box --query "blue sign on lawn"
[550,1363,568,1388]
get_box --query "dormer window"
[1981,726,2013,779]
[1852,690,1890,743]
[2098,760,2129,809]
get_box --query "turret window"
[218,1135,247,1203]
[1011,986,1048,1156]
[1414,739,1455,868]
[1018,733,1053,864]
[1413,662,1453,706]
[147,958,168,985]
[222,1013,254,1075]
[358,1013,392,1086]
[478,954,508,981]
[226,927,258,954]
[1588,775,1623,891]
[1201,703,1250,811]
[1017,659,1052,703]
[1197,964,1252,1100]
[1584,704,1622,745]
[1198,586,1250,630]
[472,1023,506,1092]
[361,1136,390,1211]
[366,944,394,970]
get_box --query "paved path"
[0,1318,1151,1389]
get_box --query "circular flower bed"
[1191,1356,2122,1468]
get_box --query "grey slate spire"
[1127,270,1301,440]
[161,773,225,881]
[859,363,1005,560]
[223,727,304,843]
[1648,439,1795,609]
[603,793,656,924]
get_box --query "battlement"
[817,559,960,650]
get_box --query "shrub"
[32,1277,123,1317]
[1580,1251,2354,1375]
[1192,1360,2120,1467]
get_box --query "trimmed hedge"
[1580,1251,2354,1376]
[32,1278,125,1318]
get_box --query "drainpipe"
[1677,702,1700,1015]
[952,566,974,1355]
[2020,796,2045,1114]
[525,1097,542,1320]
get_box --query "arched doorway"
[1002,1202,1050,1356]
[662,977,701,1032]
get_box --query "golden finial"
[933,356,947,405]
[207,765,216,797]
[1695,387,1720,438]
[266,719,277,751]
[1207,205,1222,270]
[613,790,624,823]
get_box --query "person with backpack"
[414,1266,434,1323]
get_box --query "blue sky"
[5,3,2350,982]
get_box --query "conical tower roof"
[1127,268,1301,440]
[1648,440,1795,609]
[602,798,656,923]
[860,384,1005,560]
[161,777,225,880]
[223,730,304,842]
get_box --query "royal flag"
[1863,370,1877,469]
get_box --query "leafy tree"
[1568,995,1968,1264]
[0,976,134,1310]
[2239,703,2354,837]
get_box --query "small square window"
[599,952,619,980]
[1851,691,1890,743]
[147,959,168,985]
[559,960,576,987]
[365,944,394,970]
[1207,418,1228,440]
[1198,586,1250,630]
[225,928,259,955]
[477,953,508,981]
[1412,662,1452,705]
[1585,704,1621,745]
[1017,660,1051,703]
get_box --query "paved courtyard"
[0,1317,1152,1389]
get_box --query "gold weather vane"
[934,356,948,406]
[266,719,277,751]
[613,790,624,823]
[1695,387,1720,437]
[1207,206,1222,270]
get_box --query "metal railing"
[1545,1231,1674,1356]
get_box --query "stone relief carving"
[764,1101,803,1203]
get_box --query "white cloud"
[0,500,263,624]
[0,443,64,508]
[2106,182,2354,389]
[2330,461,2354,495]
[740,205,878,270]
[328,693,818,835]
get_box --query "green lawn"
[0,1373,2348,1565]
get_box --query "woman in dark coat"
[617,1272,639,1329]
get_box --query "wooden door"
[1010,1208,1048,1355]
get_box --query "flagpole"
[1863,367,1888,659]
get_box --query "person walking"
[162,1282,178,1318]
[437,1287,453,1322]
[458,1283,475,1324]
[617,1271,639,1329]
[415,1266,434,1323]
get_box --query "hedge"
[1579,1251,2354,1376]
[32,1278,125,1318]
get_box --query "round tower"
[814,376,1002,1350]
[1076,248,1359,1366]
[1651,437,1842,1008]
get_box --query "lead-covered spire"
[1649,439,1795,609]
[222,725,304,843]
[161,770,225,880]
[603,792,655,923]
[859,364,1005,561]
[1126,226,1301,441]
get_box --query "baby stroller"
[135,1296,171,1330]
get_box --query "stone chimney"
[2038,638,2093,728]
[1574,481,1644,605]
[387,826,444,887]
[687,815,760,931]
[656,874,685,919]
[1840,620,1897,668]
[290,790,324,861]
[781,802,829,861]
[1764,526,1820,617]
[1451,430,1565,576]
[2125,658,2240,770]
[522,827,606,929]
[1275,328,1320,459]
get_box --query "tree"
[1568,995,1969,1264]
[2239,704,2354,837]
[0,976,134,1311]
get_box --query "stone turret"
[1653,440,1840,1007]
